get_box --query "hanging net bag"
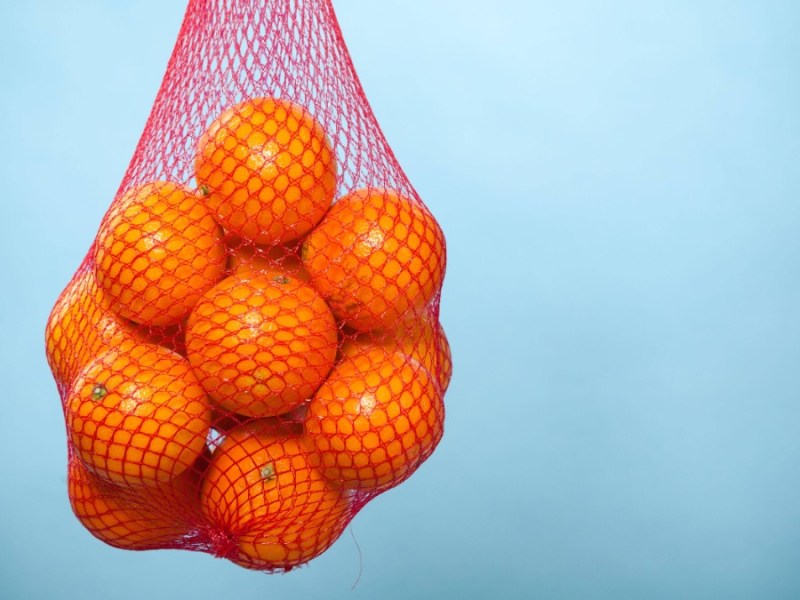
[44,0,451,572]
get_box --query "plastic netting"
[45,0,450,571]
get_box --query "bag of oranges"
[45,0,450,572]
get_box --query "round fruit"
[226,235,310,283]
[340,316,453,394]
[46,267,139,389]
[68,454,201,550]
[46,267,188,389]
[195,97,337,245]
[185,273,337,418]
[94,180,227,327]
[66,342,212,486]
[301,187,446,332]
[304,347,445,490]
[200,420,351,570]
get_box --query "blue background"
[3,1,800,598]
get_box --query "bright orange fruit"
[303,347,445,490]
[195,97,337,245]
[68,454,201,550]
[94,181,227,327]
[340,315,453,394]
[185,272,338,418]
[200,420,352,570]
[226,235,310,283]
[301,187,446,332]
[66,341,212,487]
[46,266,140,390]
[45,266,188,391]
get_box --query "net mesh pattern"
[45,0,450,572]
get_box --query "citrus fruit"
[94,180,227,327]
[226,235,310,283]
[68,454,201,550]
[340,316,453,394]
[46,267,140,389]
[45,266,188,390]
[303,346,445,490]
[200,420,351,569]
[195,97,336,245]
[301,187,446,332]
[66,341,212,486]
[185,272,337,418]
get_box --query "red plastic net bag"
[44,0,451,572]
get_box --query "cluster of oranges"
[46,97,450,570]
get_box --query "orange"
[195,97,337,245]
[303,347,445,490]
[200,420,352,570]
[46,266,140,390]
[66,341,212,487]
[67,453,202,550]
[301,187,446,332]
[209,408,304,438]
[45,266,187,390]
[226,234,310,283]
[340,315,453,394]
[94,180,227,327]
[185,272,337,418]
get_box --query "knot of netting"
[205,527,240,560]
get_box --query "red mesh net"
[45,0,450,572]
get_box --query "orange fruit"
[209,407,304,438]
[226,235,310,283]
[340,316,453,394]
[66,341,212,487]
[200,420,352,570]
[301,187,446,332]
[67,454,201,550]
[45,266,187,390]
[185,272,337,418]
[195,97,337,245]
[303,347,445,490]
[46,266,139,390]
[94,180,227,327]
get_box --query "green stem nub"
[260,463,276,481]
[91,384,107,401]
[200,184,210,196]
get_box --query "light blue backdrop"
[2,1,799,598]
